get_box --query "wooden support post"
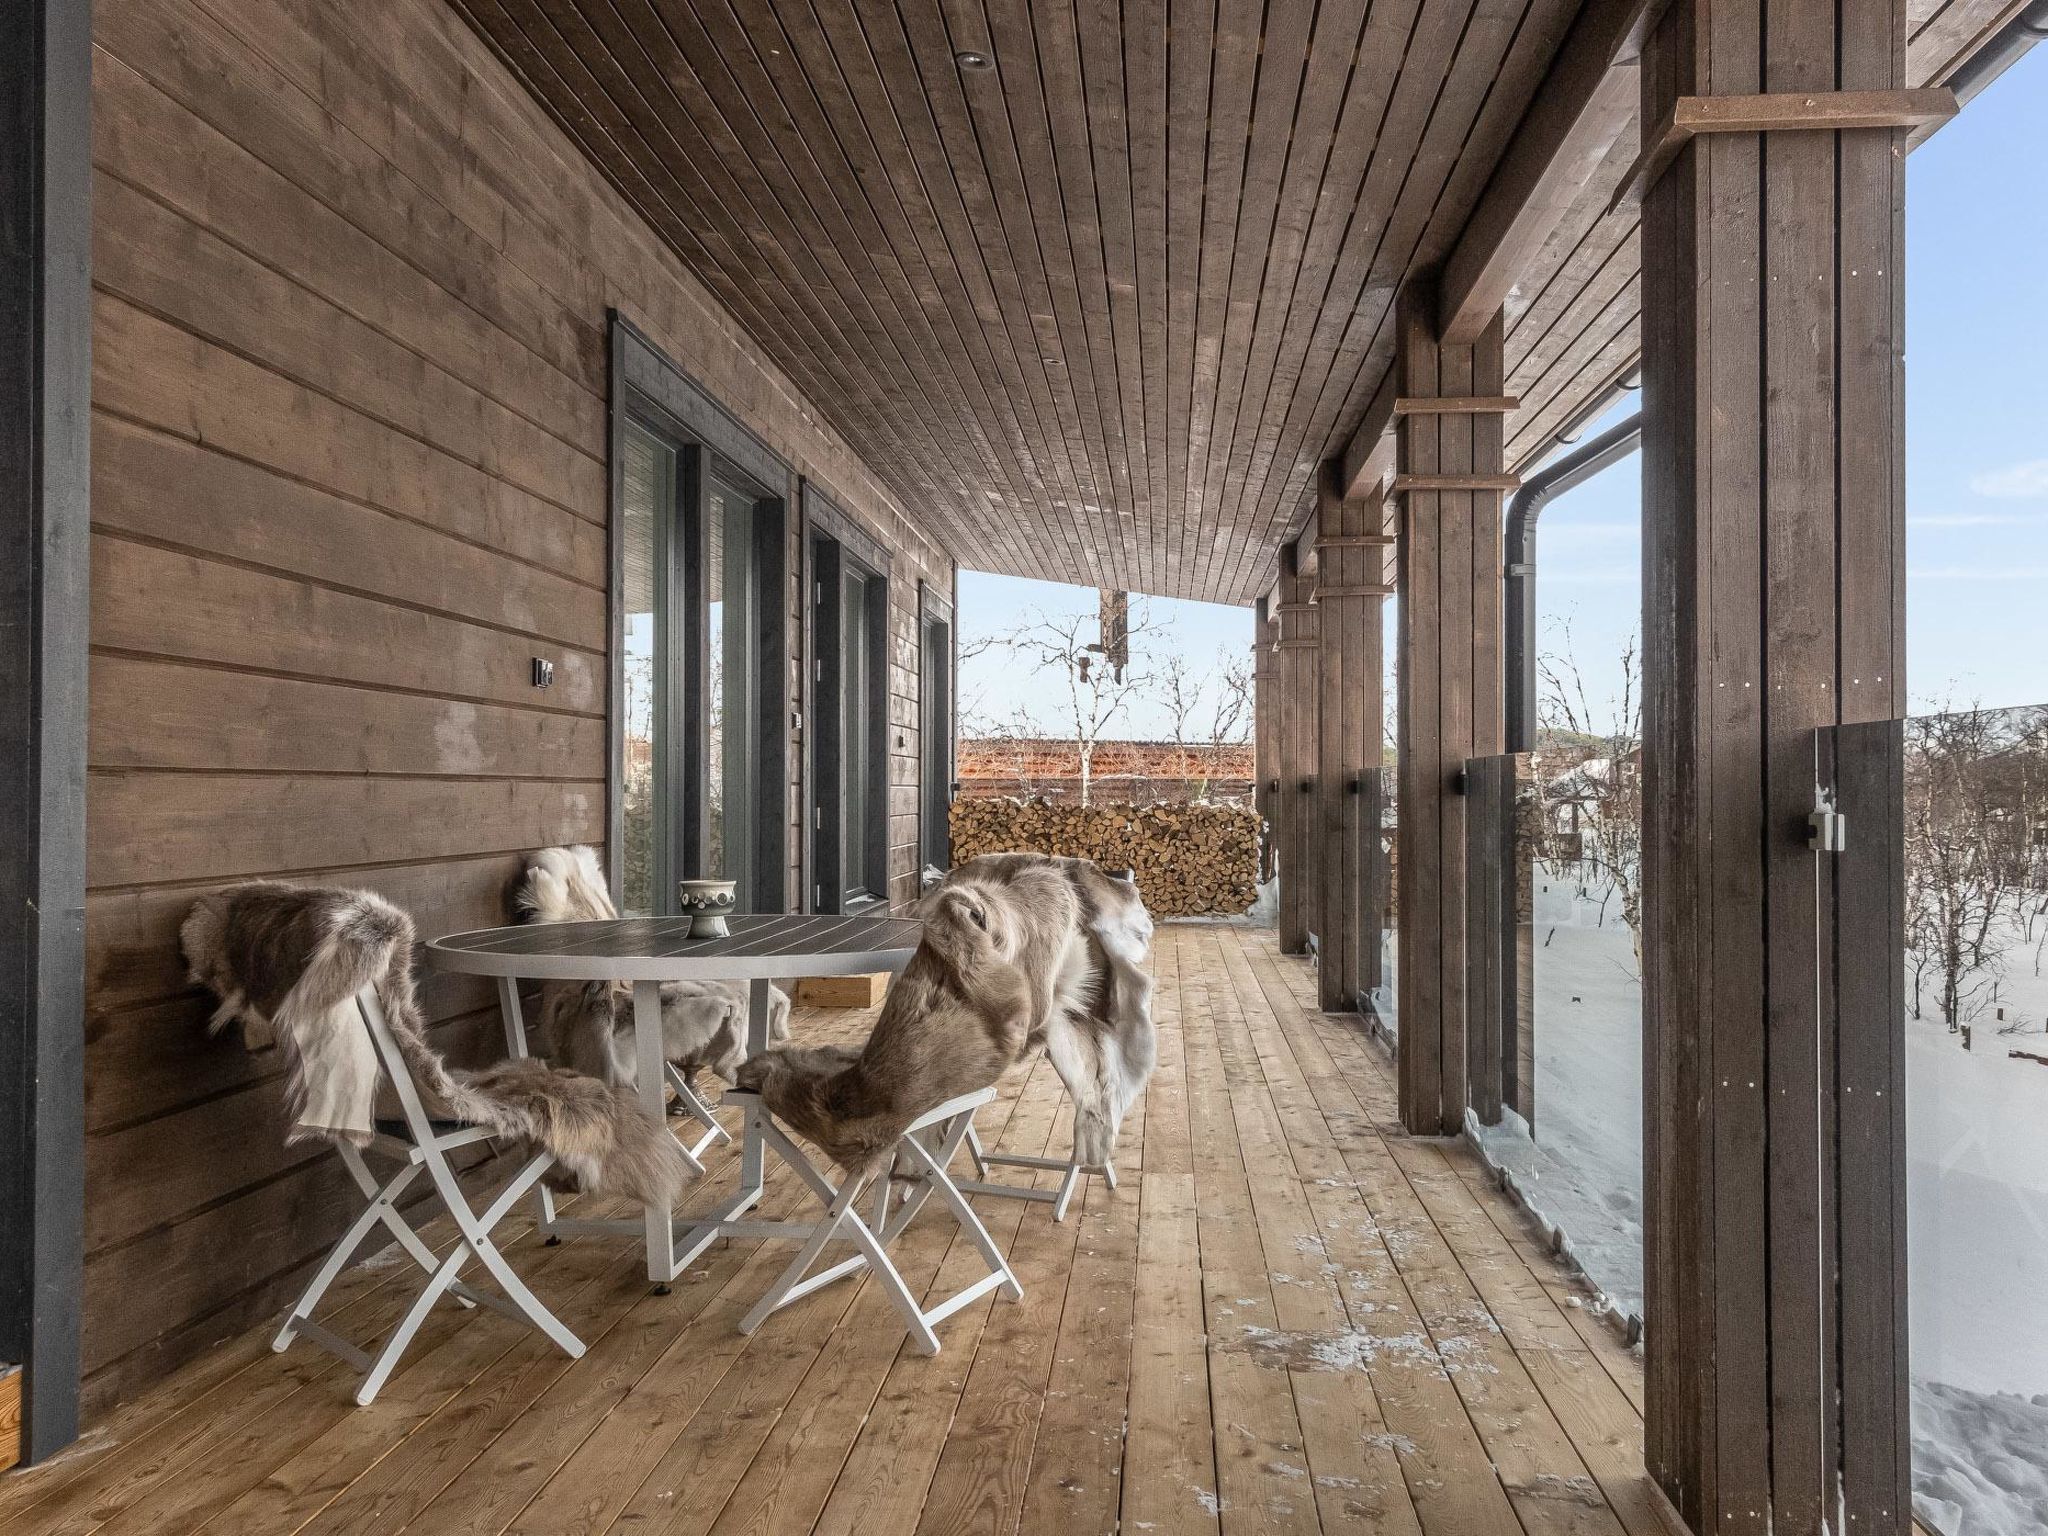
[1313,467,1389,1014]
[1274,546,1320,955]
[0,0,89,1467]
[1252,595,1279,885]
[1395,283,1506,1136]
[1639,0,1908,1528]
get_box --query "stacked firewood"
[948,798,1261,917]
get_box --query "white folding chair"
[954,1123,1116,1223]
[273,986,586,1405]
[727,1087,1022,1355]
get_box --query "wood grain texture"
[0,933,1657,1536]
[1637,0,1910,1524]
[442,0,1589,603]
[80,0,951,1418]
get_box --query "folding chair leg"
[740,1175,865,1337]
[276,1156,425,1353]
[356,1242,473,1405]
[664,1061,731,1164]
[902,1130,1024,1303]
[840,1206,943,1355]
[1051,1163,1085,1223]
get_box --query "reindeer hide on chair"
[924,853,1157,1167]
[180,882,689,1209]
[734,885,1034,1174]
[513,846,790,1086]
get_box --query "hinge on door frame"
[1807,786,1847,853]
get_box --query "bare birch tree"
[1536,624,1645,968]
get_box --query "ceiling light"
[955,49,994,70]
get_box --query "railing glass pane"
[1463,748,1644,1330]
[1833,703,2048,1536]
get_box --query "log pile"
[948,798,1262,917]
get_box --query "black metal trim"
[917,579,955,874]
[0,0,90,1464]
[606,312,792,911]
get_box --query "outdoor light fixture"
[955,49,994,70]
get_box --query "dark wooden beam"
[1252,595,1279,885]
[1612,86,1957,210]
[1395,281,1507,1136]
[0,0,90,1466]
[1313,466,1388,1013]
[1337,371,1398,502]
[1639,0,1909,1526]
[1274,544,1320,955]
[1437,0,1659,345]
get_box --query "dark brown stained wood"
[81,0,953,1418]
[1638,0,1909,1524]
[1492,0,1989,481]
[446,0,1593,603]
[1611,88,1956,211]
[1395,287,1506,1138]
[1253,599,1280,884]
[1392,395,1520,415]
[1312,470,1387,1013]
[1438,0,1654,343]
[1274,547,1321,956]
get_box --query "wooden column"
[1313,467,1390,1012]
[1395,286,1506,1135]
[1274,545,1320,955]
[1638,0,1908,1529]
[1252,594,1279,885]
[0,0,89,1465]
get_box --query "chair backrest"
[353,985,443,1144]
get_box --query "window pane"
[620,423,674,917]
[704,476,756,901]
[843,569,869,901]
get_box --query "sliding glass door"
[616,424,778,916]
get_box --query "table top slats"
[424,913,924,982]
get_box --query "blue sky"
[962,48,2048,735]
[1533,46,2048,724]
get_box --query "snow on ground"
[1468,865,1646,1321]
[1457,867,2048,1536]
[1907,981,2048,1536]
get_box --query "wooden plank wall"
[83,0,950,1419]
[1311,470,1388,1012]
[1394,288,1507,1136]
[1273,548,1321,955]
[1637,0,1908,1527]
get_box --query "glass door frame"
[608,313,792,915]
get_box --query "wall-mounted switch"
[531,657,555,689]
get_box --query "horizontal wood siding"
[84,0,950,1417]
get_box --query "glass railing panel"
[1464,746,1644,1331]
[1834,702,2048,1536]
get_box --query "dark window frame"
[802,483,890,912]
[609,313,791,913]
[918,579,956,875]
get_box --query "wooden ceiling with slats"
[451,0,1588,604]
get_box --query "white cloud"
[1907,511,2036,528]
[1967,459,2048,499]
[1908,566,2048,581]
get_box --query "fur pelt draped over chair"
[923,853,1157,1168]
[734,883,1036,1174]
[514,846,791,1085]
[181,881,689,1209]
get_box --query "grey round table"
[426,913,922,1285]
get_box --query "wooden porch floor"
[1,926,1660,1536]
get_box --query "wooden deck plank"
[4,929,1656,1536]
